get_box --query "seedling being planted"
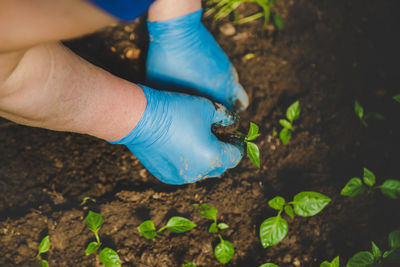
[84,211,121,267]
[35,235,50,267]
[354,100,384,127]
[347,229,400,267]
[341,167,400,199]
[320,256,339,267]
[237,122,261,168]
[137,216,196,240]
[193,203,234,264]
[259,192,330,248]
[279,100,300,144]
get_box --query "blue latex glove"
[146,9,249,111]
[109,85,243,185]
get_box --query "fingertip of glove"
[232,82,249,112]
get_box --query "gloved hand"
[146,9,249,111]
[109,85,243,185]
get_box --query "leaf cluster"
[341,168,400,199]
[279,100,300,144]
[36,235,50,267]
[138,216,196,240]
[260,192,330,248]
[243,122,261,168]
[393,94,400,103]
[354,101,384,128]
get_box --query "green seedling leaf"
[292,192,331,217]
[209,222,218,233]
[354,100,364,119]
[184,262,197,267]
[99,248,120,267]
[80,196,96,206]
[394,94,400,103]
[268,196,286,210]
[246,122,260,141]
[347,251,374,267]
[380,179,400,199]
[194,203,218,221]
[286,101,300,122]
[363,168,376,187]
[260,264,279,267]
[371,241,381,259]
[284,205,294,219]
[164,216,196,233]
[383,248,400,264]
[217,223,229,230]
[247,141,260,168]
[320,256,339,267]
[85,241,101,256]
[259,216,288,248]
[273,14,284,30]
[279,128,292,144]
[341,178,367,197]
[214,238,234,264]
[37,235,50,256]
[137,220,157,239]
[40,260,49,267]
[85,211,103,233]
[389,229,400,249]
[279,119,293,130]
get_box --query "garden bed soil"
[1,0,399,266]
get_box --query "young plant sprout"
[35,235,50,267]
[137,216,196,239]
[320,256,339,267]
[279,100,300,144]
[354,100,385,127]
[237,122,261,168]
[80,196,96,206]
[393,94,400,103]
[193,203,234,264]
[341,168,400,199]
[183,262,197,267]
[260,263,279,267]
[260,192,330,248]
[84,211,121,267]
[347,229,400,267]
[205,0,284,29]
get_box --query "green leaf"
[85,241,101,256]
[320,262,331,267]
[394,94,400,103]
[273,14,284,30]
[184,262,197,267]
[279,119,293,130]
[286,100,300,122]
[38,235,50,255]
[354,100,364,119]
[214,238,234,264]
[84,211,103,233]
[279,128,292,145]
[80,196,96,206]
[209,222,218,233]
[260,264,279,267]
[380,179,400,199]
[99,248,120,267]
[217,223,229,230]
[331,256,340,267]
[363,168,376,187]
[246,122,260,141]
[371,241,381,259]
[389,230,400,249]
[284,205,294,219]
[347,251,374,267]
[341,178,367,197]
[40,260,49,267]
[164,216,196,233]
[292,192,331,217]
[382,248,400,263]
[268,196,286,210]
[137,220,157,239]
[194,203,218,221]
[259,216,288,248]
[247,141,260,168]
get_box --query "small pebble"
[219,23,236,36]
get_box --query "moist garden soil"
[1,0,399,266]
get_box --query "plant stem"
[94,231,100,244]
[218,234,224,243]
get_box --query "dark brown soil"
[1,0,400,266]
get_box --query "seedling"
[347,229,400,266]
[354,100,384,127]
[206,0,284,29]
[279,100,300,144]
[193,203,234,264]
[137,216,196,239]
[183,262,197,267]
[80,196,96,206]
[260,263,279,267]
[393,94,400,103]
[84,211,121,267]
[341,167,400,199]
[35,235,50,267]
[237,122,261,168]
[260,192,330,248]
[320,256,339,267]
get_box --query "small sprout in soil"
[354,100,385,127]
[36,235,50,267]
[137,216,196,240]
[347,229,400,267]
[341,167,400,199]
[279,100,300,145]
[183,262,197,267]
[84,211,121,267]
[320,256,339,267]
[260,263,279,267]
[80,196,96,206]
[237,122,261,168]
[205,0,283,29]
[393,94,400,103]
[260,192,330,248]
